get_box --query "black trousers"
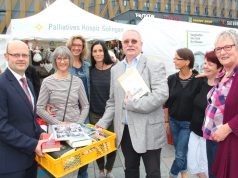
[0,161,37,178]
[121,125,161,178]
[90,112,117,171]
[96,150,117,171]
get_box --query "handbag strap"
[62,75,73,122]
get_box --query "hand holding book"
[118,68,150,100]
[41,133,61,153]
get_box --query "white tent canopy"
[138,18,236,75]
[6,0,134,41]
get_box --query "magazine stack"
[35,124,116,177]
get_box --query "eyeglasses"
[173,57,184,61]
[56,57,69,62]
[72,43,83,48]
[214,44,235,54]
[123,39,138,45]
[8,53,29,58]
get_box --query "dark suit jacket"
[25,65,41,100]
[0,68,43,174]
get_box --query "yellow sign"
[35,24,43,31]
[192,18,213,24]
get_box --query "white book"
[118,68,150,100]
[66,137,92,148]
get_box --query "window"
[205,6,208,16]
[194,6,200,15]
[123,0,127,6]
[212,7,217,16]
[185,5,190,14]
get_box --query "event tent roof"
[6,0,134,41]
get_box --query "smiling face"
[55,56,70,72]
[203,58,221,79]
[70,38,83,57]
[122,30,143,61]
[215,36,238,69]
[4,40,29,76]
[92,44,104,64]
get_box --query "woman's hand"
[46,104,57,116]
[165,122,170,135]
[212,123,232,142]
[195,73,207,78]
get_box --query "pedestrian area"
[87,144,196,178]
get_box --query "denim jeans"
[206,139,217,178]
[169,117,190,178]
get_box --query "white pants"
[187,131,208,177]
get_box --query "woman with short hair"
[164,48,204,178]
[187,51,222,178]
[37,46,89,125]
[203,30,238,178]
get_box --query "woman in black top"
[187,51,222,178]
[164,48,204,178]
[89,40,116,178]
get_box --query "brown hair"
[205,50,222,69]
[176,48,194,69]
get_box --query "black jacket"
[165,72,204,121]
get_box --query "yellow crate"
[35,126,116,178]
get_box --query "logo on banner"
[35,24,43,32]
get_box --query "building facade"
[0,0,238,34]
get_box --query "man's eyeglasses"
[123,39,138,45]
[8,53,29,58]
[214,44,235,54]
[56,57,69,62]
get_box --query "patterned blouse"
[203,65,238,140]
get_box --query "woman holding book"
[89,40,115,178]
[37,46,89,178]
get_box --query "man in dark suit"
[0,40,47,178]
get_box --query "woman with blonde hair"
[66,35,90,99]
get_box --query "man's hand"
[124,91,132,104]
[35,139,48,157]
[39,132,48,140]
[95,125,104,132]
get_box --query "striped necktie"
[20,78,33,109]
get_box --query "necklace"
[95,63,104,70]
[179,70,192,80]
